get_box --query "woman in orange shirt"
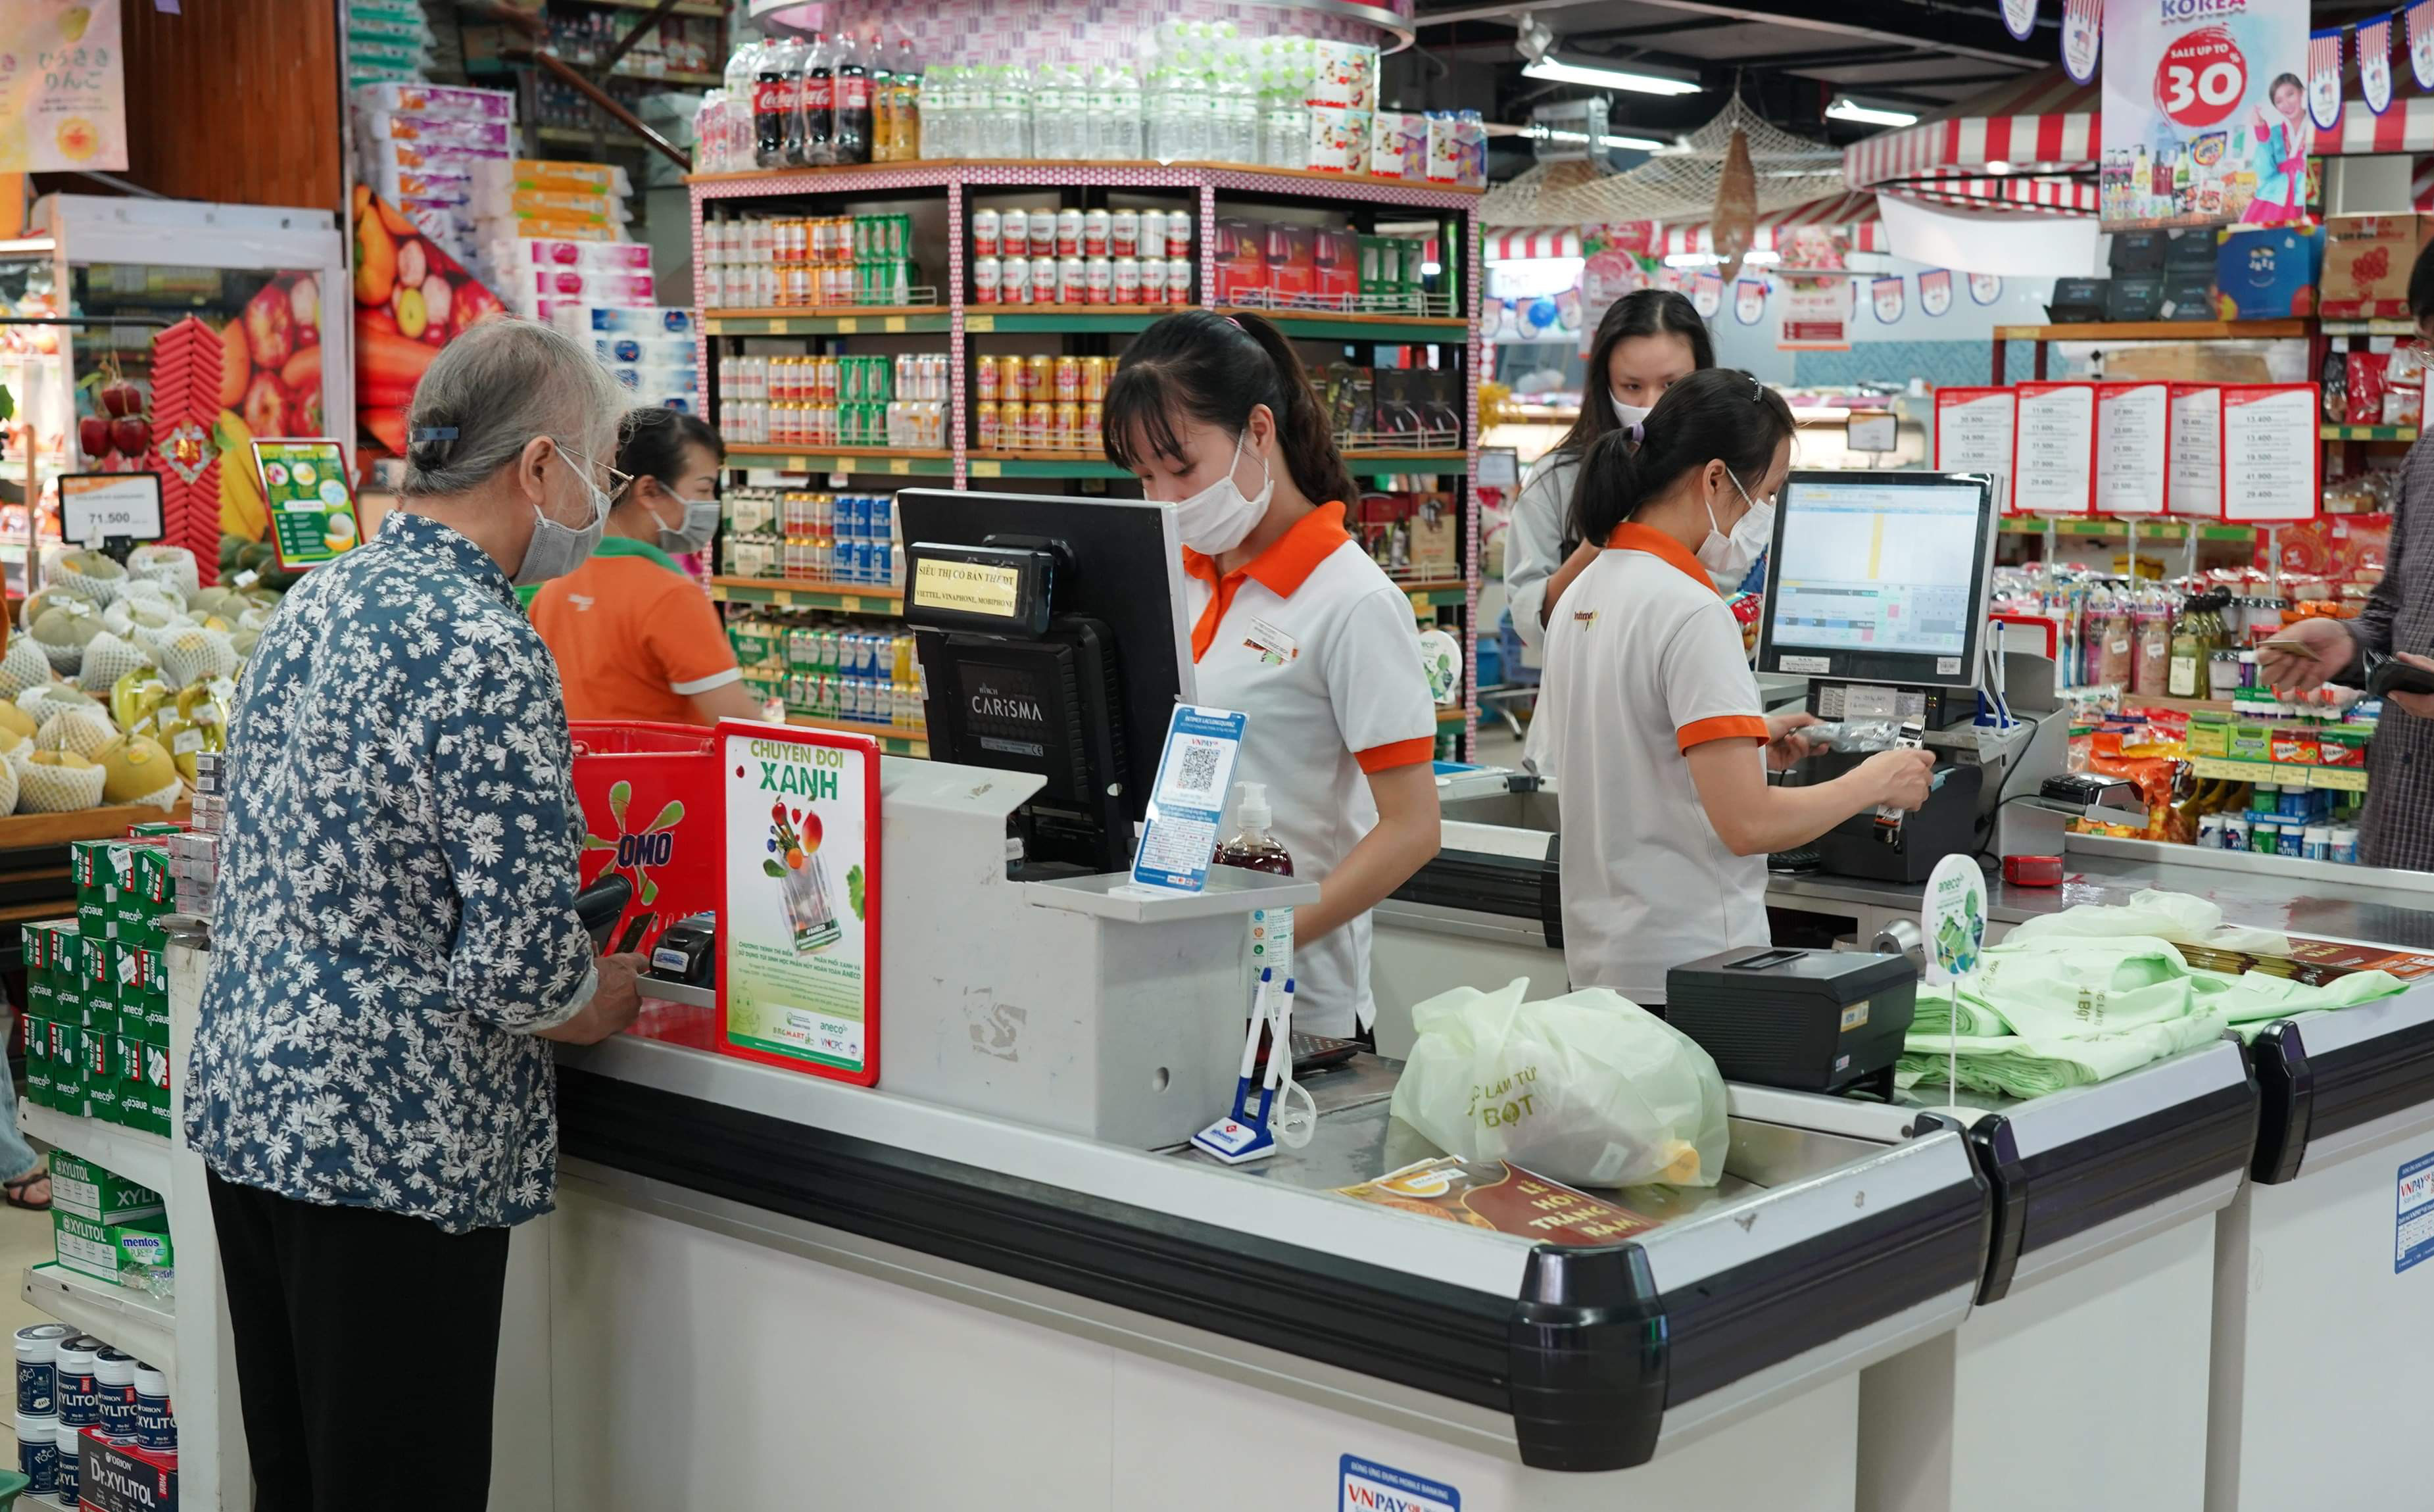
[531,406,764,725]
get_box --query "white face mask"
[1173,426,1273,555]
[1611,396,1653,429]
[1697,465,1773,581]
[515,440,615,587]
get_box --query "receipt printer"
[1665,946,1918,1098]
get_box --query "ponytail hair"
[1103,308,1357,509]
[1569,367,1795,546]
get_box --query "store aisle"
[0,1190,53,1336]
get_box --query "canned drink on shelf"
[1054,355,1081,402]
[1056,208,1084,256]
[973,207,1001,258]
[1053,401,1081,451]
[1000,208,1029,258]
[1025,401,1054,451]
[1029,210,1055,258]
[1082,401,1103,447]
[1143,258,1170,305]
[1139,210,1165,263]
[975,356,1000,402]
[1112,257,1140,305]
[925,353,950,401]
[838,357,862,404]
[1023,354,1052,400]
[1001,255,1030,306]
[1057,256,1086,306]
[1167,258,1194,303]
[1080,356,1108,401]
[995,354,1025,400]
[1165,214,1192,258]
[1111,208,1140,258]
[971,256,1000,305]
[1085,257,1113,305]
[1083,208,1111,256]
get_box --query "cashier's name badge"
[1132,704,1248,892]
[1241,616,1299,666]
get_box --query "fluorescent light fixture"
[1742,249,1781,265]
[1984,159,2014,174]
[1530,126,1672,152]
[1522,57,1701,97]
[1826,97,1919,128]
[1421,260,1443,275]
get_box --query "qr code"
[1173,739,1223,802]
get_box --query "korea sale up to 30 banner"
[2101,0,2308,230]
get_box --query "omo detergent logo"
[583,779,685,907]
[1340,1456,1459,1512]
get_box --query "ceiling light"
[1522,58,1702,97]
[1984,159,2014,173]
[1826,98,1919,128]
[1742,249,1781,265]
[1516,14,1555,64]
[1663,252,1720,268]
[1530,126,1671,152]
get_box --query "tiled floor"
[0,1183,57,1336]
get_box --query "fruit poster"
[349,187,508,464]
[2099,0,2308,230]
[718,723,880,1085]
[248,439,359,570]
[0,1,126,174]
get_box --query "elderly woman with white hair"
[185,318,648,1511]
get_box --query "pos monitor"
[896,489,1192,876]
[1755,471,1999,693]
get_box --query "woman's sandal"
[3,1175,50,1211]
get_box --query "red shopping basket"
[570,721,721,961]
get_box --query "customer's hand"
[2258,616,2355,692]
[537,952,648,1044]
[2387,652,2434,719]
[1765,710,1826,771]
[1858,748,1937,812]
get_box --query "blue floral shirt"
[185,510,598,1233]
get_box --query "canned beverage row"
[773,490,897,543]
[778,535,902,585]
[719,353,946,404]
[718,399,946,449]
[974,353,1111,404]
[973,255,1194,306]
[703,257,925,310]
[971,207,1192,261]
[706,213,915,266]
[787,674,923,731]
[974,399,1103,453]
[783,624,918,683]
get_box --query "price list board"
[2011,382,2097,516]
[2095,382,2169,516]
[2220,385,2320,523]
[2168,384,2223,518]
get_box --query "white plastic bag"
[1388,978,1729,1188]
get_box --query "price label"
[883,315,906,332]
[2155,29,2248,128]
[967,314,996,333]
[835,317,860,333]
[839,595,861,612]
[57,474,164,547]
[971,460,1002,477]
[888,457,910,475]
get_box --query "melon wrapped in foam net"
[155,625,238,691]
[47,550,127,607]
[19,683,104,729]
[36,708,114,760]
[127,546,200,602]
[0,639,50,700]
[78,631,152,695]
[16,754,104,812]
[28,610,99,675]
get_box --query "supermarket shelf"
[1998,518,2257,541]
[1437,706,1473,729]
[2322,424,2418,443]
[1344,449,1468,475]
[611,66,721,87]
[576,0,725,13]
[20,1104,173,1196]
[965,306,1192,334]
[709,577,901,613]
[1218,307,1471,344]
[687,160,1484,208]
[705,307,951,336]
[727,446,953,476]
[785,712,928,756]
[25,1264,175,1379]
[1993,320,2310,342]
[1398,579,1471,609]
[2318,318,2419,336]
[966,453,1130,479]
[2189,757,2368,792]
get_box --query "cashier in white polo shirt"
[1104,309,1443,1036]
[1542,369,1935,1004]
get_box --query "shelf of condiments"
[721,486,904,588]
[716,353,949,449]
[691,22,1485,185]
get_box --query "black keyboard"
[1768,845,1824,874]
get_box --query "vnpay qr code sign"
[2398,1151,2434,1275]
[1167,736,1227,806]
[1340,1455,1459,1512]
[1132,706,1248,893]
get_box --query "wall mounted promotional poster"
[718,721,881,1085]
[2099,0,2309,230]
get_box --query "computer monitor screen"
[1757,472,1997,689]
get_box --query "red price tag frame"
[2218,383,2322,524]
[2010,381,2100,518]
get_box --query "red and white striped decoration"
[1842,74,2098,195]
[1485,228,1580,260]
[1657,193,1887,256]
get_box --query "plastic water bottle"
[1031,63,1063,160]
[1109,64,1143,159]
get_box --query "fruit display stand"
[692,159,1484,757]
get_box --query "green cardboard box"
[2186,715,2230,758]
[53,1211,170,1289]
[47,1022,81,1117]
[78,1029,119,1125]
[46,1152,163,1226]
[22,1016,48,1109]
[2229,723,2272,762]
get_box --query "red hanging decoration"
[147,318,226,587]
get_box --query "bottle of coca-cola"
[752,34,791,168]
[834,32,873,164]
[800,30,836,166]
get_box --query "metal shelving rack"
[690,158,1484,756]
